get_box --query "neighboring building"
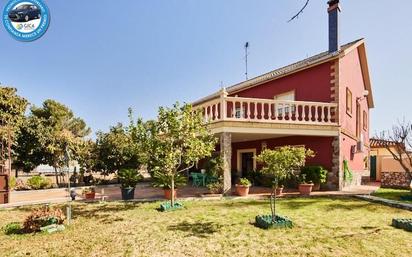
[370,139,411,188]
[193,0,374,191]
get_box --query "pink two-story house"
[193,0,374,191]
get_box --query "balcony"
[195,96,338,126]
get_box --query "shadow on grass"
[72,202,141,224]
[278,199,320,209]
[168,221,223,238]
[210,200,267,208]
[322,202,377,212]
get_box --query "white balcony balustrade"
[195,96,337,125]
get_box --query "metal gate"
[370,155,377,181]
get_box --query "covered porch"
[215,125,340,193]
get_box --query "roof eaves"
[192,39,364,106]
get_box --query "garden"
[2,87,412,256]
[1,197,412,257]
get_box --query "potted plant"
[82,186,96,200]
[118,168,142,200]
[235,178,252,196]
[206,178,224,196]
[152,171,187,200]
[300,165,328,191]
[298,174,314,196]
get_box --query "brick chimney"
[328,0,341,53]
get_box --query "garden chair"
[191,173,203,187]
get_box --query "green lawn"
[1,197,412,257]
[372,188,412,203]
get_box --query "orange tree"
[257,146,314,220]
[132,102,216,207]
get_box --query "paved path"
[1,182,380,208]
[355,195,412,211]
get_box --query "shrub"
[118,168,142,188]
[3,222,23,235]
[152,171,187,189]
[14,178,30,191]
[207,180,224,194]
[82,186,95,194]
[9,176,16,190]
[83,174,95,186]
[244,170,264,186]
[300,166,328,185]
[23,206,65,233]
[204,155,223,177]
[238,178,251,187]
[26,176,51,190]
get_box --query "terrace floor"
[2,182,380,208]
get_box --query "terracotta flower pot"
[299,184,314,196]
[164,189,177,200]
[84,192,95,200]
[235,185,250,196]
[275,187,284,196]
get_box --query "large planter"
[275,186,284,196]
[84,192,95,200]
[121,187,135,200]
[235,185,250,196]
[298,183,314,196]
[164,188,177,200]
[255,214,294,229]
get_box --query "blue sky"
[1,0,411,135]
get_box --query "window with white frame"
[273,91,295,116]
[235,106,246,118]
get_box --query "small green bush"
[238,178,251,186]
[207,180,224,194]
[9,177,16,190]
[300,166,328,184]
[204,155,223,177]
[152,171,187,189]
[3,222,23,235]
[26,176,52,190]
[118,168,142,188]
[244,170,264,186]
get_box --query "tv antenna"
[244,42,249,80]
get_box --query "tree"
[13,116,48,173]
[0,87,28,173]
[27,100,90,185]
[95,122,140,174]
[257,146,314,221]
[134,102,216,207]
[377,120,412,186]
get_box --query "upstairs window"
[235,107,243,118]
[274,91,295,116]
[346,88,352,115]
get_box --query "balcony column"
[220,132,232,194]
[219,87,228,120]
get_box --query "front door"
[241,152,254,177]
